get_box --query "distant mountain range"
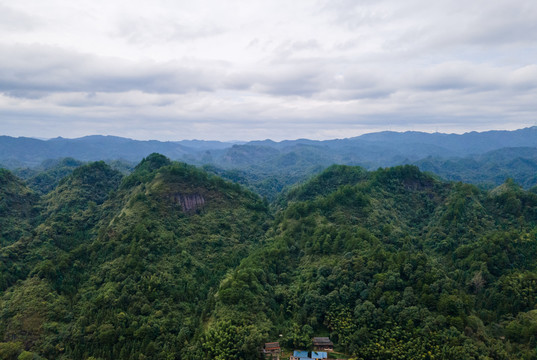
[2,127,537,194]
[0,135,233,168]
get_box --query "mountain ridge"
[4,126,537,202]
[2,126,537,168]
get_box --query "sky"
[1,0,536,141]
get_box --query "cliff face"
[170,193,206,212]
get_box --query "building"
[312,337,334,352]
[290,350,327,360]
[263,342,281,360]
[290,350,312,360]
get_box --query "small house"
[263,342,281,360]
[312,337,334,352]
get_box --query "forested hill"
[415,147,537,189]
[0,154,269,359]
[207,165,537,359]
[2,157,537,359]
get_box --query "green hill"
[207,165,537,359]
[1,159,537,359]
[13,158,85,195]
[0,154,269,359]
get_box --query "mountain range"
[3,127,537,200]
[2,127,537,168]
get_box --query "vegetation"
[13,158,85,195]
[0,168,39,246]
[415,147,537,189]
[207,165,537,359]
[2,157,537,359]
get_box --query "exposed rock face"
[170,193,205,212]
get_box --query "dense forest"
[1,154,537,359]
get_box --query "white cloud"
[0,0,536,140]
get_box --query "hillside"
[0,154,269,359]
[1,160,537,359]
[15,158,85,195]
[0,169,39,247]
[207,165,537,359]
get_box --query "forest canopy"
[1,156,537,359]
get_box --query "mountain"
[415,147,537,189]
[206,165,537,359]
[0,135,235,168]
[204,144,333,201]
[13,158,136,196]
[3,128,537,201]
[2,127,537,170]
[0,154,269,359]
[2,159,537,359]
[13,157,85,195]
[357,127,537,155]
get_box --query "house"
[312,337,334,352]
[263,342,281,360]
[290,350,328,360]
[290,350,312,360]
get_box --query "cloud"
[0,4,41,31]
[114,15,223,45]
[0,0,536,140]
[0,44,225,96]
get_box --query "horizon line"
[2,125,536,143]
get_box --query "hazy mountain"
[356,127,537,155]
[415,147,537,189]
[0,135,235,168]
[2,127,537,170]
[3,127,537,200]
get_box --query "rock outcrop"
[170,193,205,212]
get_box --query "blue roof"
[293,350,310,358]
[311,351,327,359]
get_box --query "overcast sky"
[1,0,536,141]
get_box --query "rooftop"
[264,342,280,350]
[312,337,333,346]
[293,350,311,358]
[311,351,327,359]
